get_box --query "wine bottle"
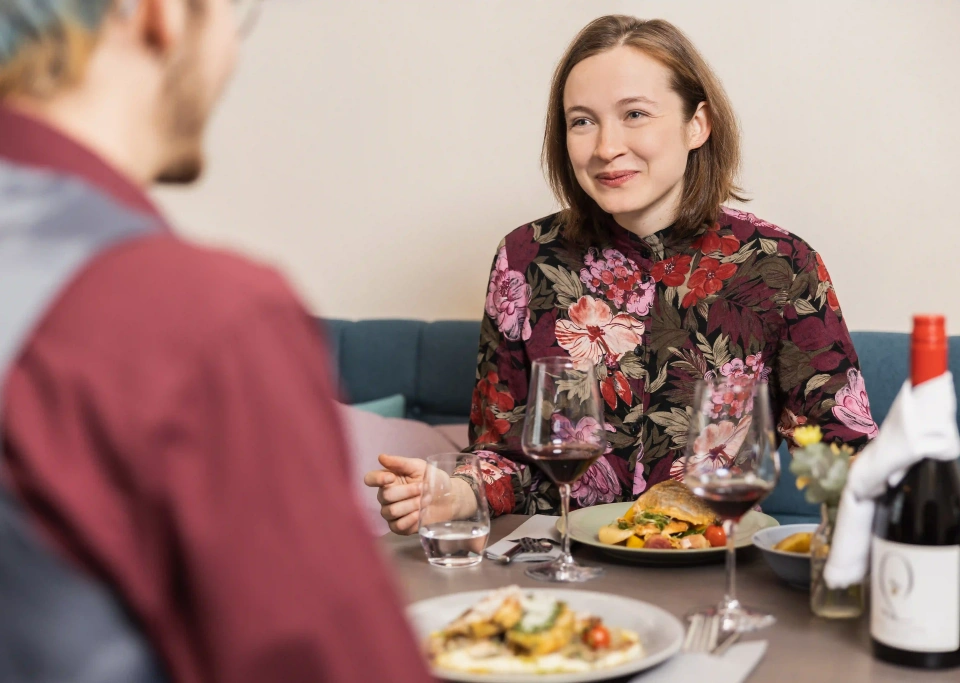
[871,315,960,669]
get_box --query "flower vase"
[810,502,864,618]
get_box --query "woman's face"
[563,45,710,235]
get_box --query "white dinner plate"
[564,503,780,565]
[407,588,684,683]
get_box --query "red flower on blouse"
[471,371,515,443]
[473,451,520,516]
[600,370,632,410]
[693,222,740,256]
[682,257,738,307]
[650,254,693,287]
[815,253,840,312]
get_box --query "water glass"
[417,453,491,568]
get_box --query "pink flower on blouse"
[746,352,772,381]
[580,248,651,312]
[555,296,643,369]
[473,450,520,484]
[624,277,655,316]
[722,207,788,235]
[571,456,620,507]
[551,415,600,445]
[832,368,879,438]
[720,352,771,382]
[485,246,532,342]
[720,358,748,378]
[551,416,618,505]
[670,417,753,480]
[551,416,615,454]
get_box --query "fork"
[682,614,721,653]
[684,614,740,656]
[507,537,559,546]
[487,537,553,565]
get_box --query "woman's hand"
[363,454,480,535]
[363,454,427,535]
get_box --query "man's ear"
[130,0,189,57]
[687,101,712,151]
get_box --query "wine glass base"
[524,558,604,583]
[686,603,775,633]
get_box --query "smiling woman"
[366,14,880,531]
[543,16,745,245]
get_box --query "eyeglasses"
[232,0,263,37]
[119,0,263,38]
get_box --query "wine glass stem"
[559,483,574,564]
[724,518,739,610]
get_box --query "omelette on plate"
[425,586,643,675]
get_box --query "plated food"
[424,585,643,675]
[597,480,727,551]
[773,531,812,554]
[752,524,817,589]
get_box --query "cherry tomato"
[583,624,611,649]
[704,525,726,548]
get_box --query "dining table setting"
[381,357,960,682]
[383,512,954,683]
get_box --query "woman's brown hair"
[543,15,746,244]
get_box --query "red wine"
[691,481,773,521]
[525,444,603,484]
[871,315,960,670]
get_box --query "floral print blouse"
[468,208,878,517]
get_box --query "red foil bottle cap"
[911,314,948,386]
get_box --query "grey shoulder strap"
[0,159,167,682]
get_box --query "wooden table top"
[382,514,955,682]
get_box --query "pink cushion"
[336,402,469,535]
[433,423,470,450]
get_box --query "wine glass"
[521,357,606,582]
[683,375,780,631]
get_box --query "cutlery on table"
[683,613,741,656]
[507,537,559,546]
[683,614,720,653]
[486,537,554,565]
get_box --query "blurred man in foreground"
[0,1,432,681]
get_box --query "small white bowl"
[752,524,817,590]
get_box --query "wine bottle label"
[871,536,960,652]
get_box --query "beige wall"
[154,0,960,332]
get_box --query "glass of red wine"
[521,357,606,582]
[683,375,780,631]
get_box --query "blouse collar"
[603,213,706,260]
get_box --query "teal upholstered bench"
[320,319,960,525]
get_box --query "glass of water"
[417,453,490,568]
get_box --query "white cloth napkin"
[824,372,960,588]
[630,641,767,683]
[484,515,562,562]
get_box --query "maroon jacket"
[0,105,433,683]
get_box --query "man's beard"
[155,46,209,185]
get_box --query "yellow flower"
[795,475,811,491]
[793,425,823,448]
[830,443,855,458]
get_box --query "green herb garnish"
[511,601,563,634]
[633,511,671,530]
[676,527,705,538]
